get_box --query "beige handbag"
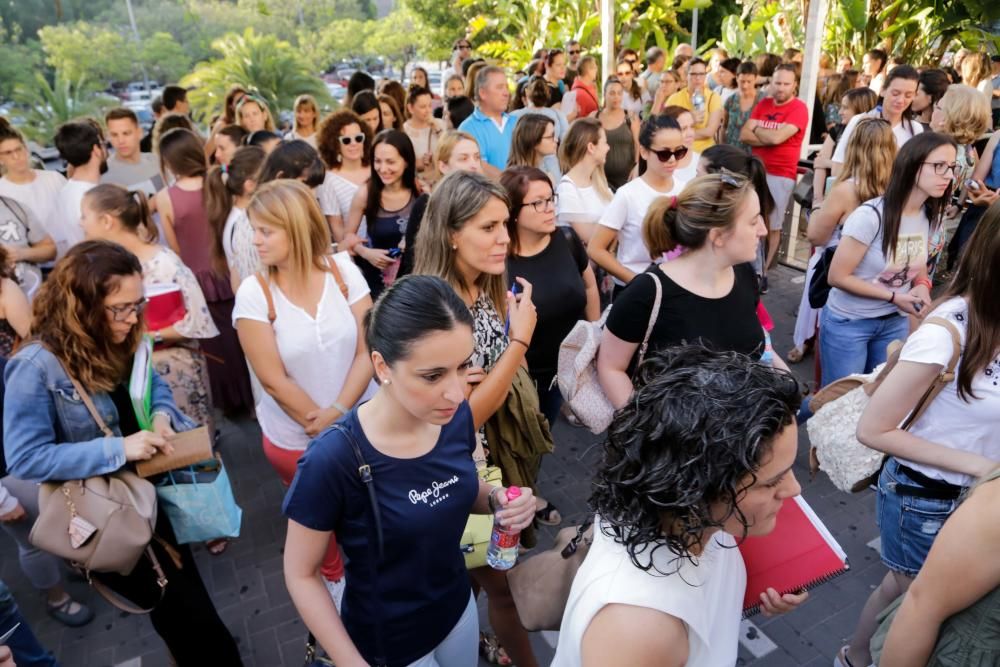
[28,360,171,612]
[507,519,594,631]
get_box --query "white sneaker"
[324,577,346,613]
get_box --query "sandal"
[206,538,230,555]
[47,596,94,627]
[535,500,562,526]
[479,632,512,666]
[834,645,874,667]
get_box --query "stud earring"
[451,244,457,250]
[382,377,391,385]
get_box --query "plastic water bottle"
[486,487,522,570]
[692,89,705,112]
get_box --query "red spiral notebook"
[739,495,849,616]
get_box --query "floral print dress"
[142,247,220,428]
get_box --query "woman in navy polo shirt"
[282,275,536,667]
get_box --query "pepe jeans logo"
[409,475,460,507]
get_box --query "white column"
[601,0,614,87]
[798,0,829,158]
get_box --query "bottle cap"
[505,486,521,501]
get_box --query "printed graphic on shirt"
[875,231,927,289]
[409,475,461,507]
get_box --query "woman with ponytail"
[80,184,219,431]
[204,146,267,289]
[597,173,774,408]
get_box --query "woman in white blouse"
[557,117,612,243]
[234,179,376,606]
[316,110,372,243]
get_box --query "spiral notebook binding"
[742,559,851,618]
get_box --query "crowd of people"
[0,30,997,667]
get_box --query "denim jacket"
[3,342,194,483]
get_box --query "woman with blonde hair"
[931,84,992,184]
[961,52,994,100]
[236,96,276,133]
[413,170,543,667]
[557,117,612,242]
[234,179,375,609]
[788,118,896,364]
[507,113,560,182]
[285,94,320,148]
[812,87,879,207]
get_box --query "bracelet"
[488,486,504,513]
[888,292,896,304]
[329,401,348,416]
[913,277,932,290]
[151,410,171,424]
[509,337,529,349]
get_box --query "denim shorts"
[876,457,961,576]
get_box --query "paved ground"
[0,264,885,666]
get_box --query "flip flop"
[535,500,562,526]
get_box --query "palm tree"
[13,72,116,144]
[180,28,332,123]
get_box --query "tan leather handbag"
[28,365,159,579]
[507,519,593,632]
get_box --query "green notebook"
[128,335,154,431]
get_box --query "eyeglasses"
[0,144,26,159]
[525,194,558,212]
[105,297,148,322]
[616,70,633,77]
[650,146,689,163]
[339,133,366,146]
[924,161,959,176]
[624,58,638,64]
[689,70,708,78]
[568,49,581,55]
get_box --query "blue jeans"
[0,581,59,667]
[876,458,960,577]
[819,308,909,385]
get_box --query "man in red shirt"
[740,64,808,272]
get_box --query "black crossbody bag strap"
[305,424,387,666]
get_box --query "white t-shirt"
[826,199,928,320]
[673,150,701,190]
[553,519,744,667]
[47,179,95,259]
[833,110,924,165]
[598,176,682,284]
[897,297,1000,487]
[284,130,318,149]
[556,175,610,227]
[318,171,367,239]
[0,170,67,232]
[232,252,376,450]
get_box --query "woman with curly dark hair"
[316,110,372,242]
[553,346,806,666]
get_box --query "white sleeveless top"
[552,517,746,667]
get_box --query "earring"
[451,245,457,250]
[382,377,391,385]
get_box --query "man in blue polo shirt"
[458,66,515,170]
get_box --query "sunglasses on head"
[709,170,743,212]
[339,133,366,146]
[650,146,689,163]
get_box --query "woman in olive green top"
[871,467,1000,666]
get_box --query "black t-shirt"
[282,403,479,667]
[606,262,764,367]
[548,81,565,107]
[507,229,588,386]
[110,383,141,437]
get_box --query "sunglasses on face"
[650,146,689,163]
[106,298,148,323]
[624,58,637,64]
[568,49,581,55]
[339,134,366,146]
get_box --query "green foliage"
[180,28,332,123]
[12,72,119,143]
[37,22,131,87]
[364,9,427,72]
[310,19,375,69]
[0,19,43,101]
[140,32,194,83]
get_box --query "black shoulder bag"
[808,203,882,309]
[304,424,386,667]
